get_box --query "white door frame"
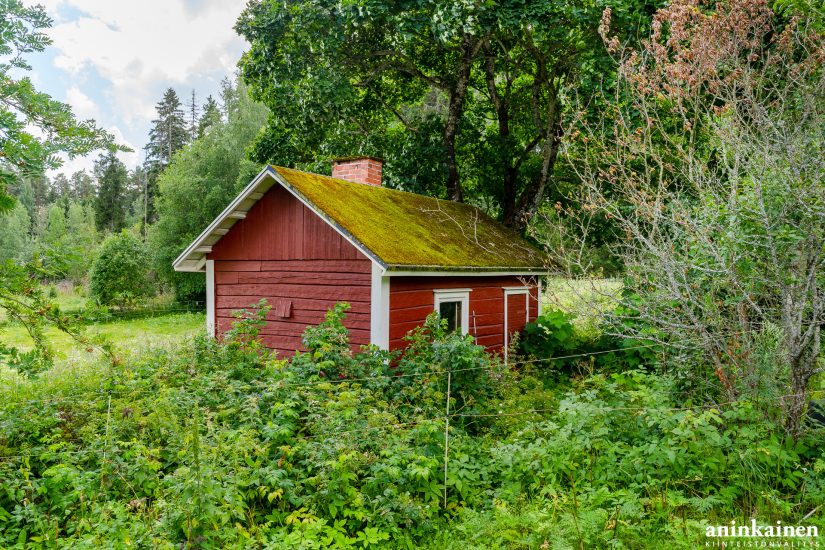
[503,287,530,359]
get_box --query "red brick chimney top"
[331,156,383,186]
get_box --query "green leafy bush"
[0,302,821,548]
[520,307,659,372]
[89,232,155,306]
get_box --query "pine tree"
[51,174,71,201]
[70,170,96,203]
[186,89,199,142]
[94,152,128,233]
[198,95,221,137]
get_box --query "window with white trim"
[433,289,470,335]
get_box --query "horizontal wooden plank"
[217,310,371,331]
[217,283,370,302]
[215,260,261,272]
[216,271,239,285]
[260,259,371,273]
[237,272,370,286]
[391,276,536,293]
[216,295,370,313]
[391,305,435,324]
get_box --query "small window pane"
[439,300,462,333]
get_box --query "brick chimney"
[331,156,383,186]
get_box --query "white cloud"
[44,0,247,129]
[65,86,98,121]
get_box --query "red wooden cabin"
[174,158,547,356]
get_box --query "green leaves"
[0,0,123,213]
[236,0,653,227]
[89,233,154,307]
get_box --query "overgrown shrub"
[0,302,821,548]
[89,232,155,306]
[520,308,658,372]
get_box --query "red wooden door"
[505,291,529,351]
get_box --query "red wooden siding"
[389,276,539,352]
[209,185,372,355]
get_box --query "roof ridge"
[271,165,479,209]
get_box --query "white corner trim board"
[370,263,390,349]
[205,259,215,337]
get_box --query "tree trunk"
[505,113,562,231]
[443,34,482,202]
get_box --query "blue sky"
[29,0,248,176]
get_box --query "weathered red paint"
[209,185,371,356]
[506,292,529,347]
[207,182,540,356]
[389,276,539,353]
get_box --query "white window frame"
[433,289,471,335]
[503,287,530,356]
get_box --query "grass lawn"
[0,312,205,360]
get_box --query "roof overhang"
[173,166,279,272]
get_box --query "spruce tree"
[145,88,187,168]
[186,89,199,142]
[143,88,188,222]
[94,152,127,233]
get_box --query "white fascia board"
[370,263,390,349]
[172,166,277,273]
[370,263,390,350]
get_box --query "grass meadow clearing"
[0,312,204,359]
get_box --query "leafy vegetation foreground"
[1,305,822,549]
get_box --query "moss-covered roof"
[272,166,547,271]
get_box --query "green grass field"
[0,312,205,360]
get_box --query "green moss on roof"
[272,166,547,271]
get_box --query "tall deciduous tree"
[235,0,654,230]
[94,152,128,233]
[0,202,31,262]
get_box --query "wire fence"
[2,338,824,483]
[2,328,824,523]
